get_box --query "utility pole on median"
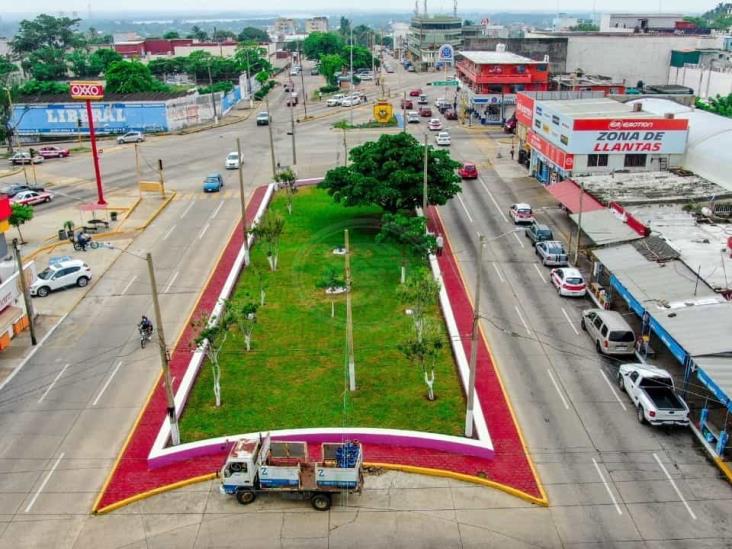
[465,234,485,438]
[345,229,356,391]
[422,133,428,215]
[146,252,180,446]
[289,96,297,168]
[12,239,36,346]
[297,40,308,119]
[402,91,407,132]
[265,98,277,179]
[207,60,218,125]
[236,137,249,265]
[573,180,585,265]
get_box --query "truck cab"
[617,363,690,427]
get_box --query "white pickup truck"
[617,363,689,427]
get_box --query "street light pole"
[146,252,180,446]
[289,97,297,168]
[573,180,585,265]
[265,98,277,179]
[465,234,485,438]
[297,40,308,119]
[236,137,249,265]
[12,239,36,346]
[345,229,356,391]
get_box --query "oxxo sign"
[70,80,105,101]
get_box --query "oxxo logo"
[608,120,653,130]
[70,80,105,100]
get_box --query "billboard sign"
[437,43,455,65]
[515,93,534,126]
[70,80,105,101]
[569,118,689,154]
[528,131,574,170]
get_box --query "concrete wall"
[562,34,720,86]
[571,153,683,175]
[463,37,568,74]
[669,65,732,98]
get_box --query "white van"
[581,309,636,356]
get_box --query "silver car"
[117,131,145,144]
[535,240,568,266]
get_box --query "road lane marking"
[532,264,546,282]
[24,453,64,513]
[547,369,570,410]
[653,453,697,520]
[210,200,224,219]
[37,363,70,403]
[492,263,505,283]
[561,307,579,335]
[514,306,531,335]
[478,179,509,223]
[180,201,194,219]
[164,271,179,293]
[592,458,623,515]
[92,361,123,406]
[121,275,137,296]
[512,232,525,248]
[456,194,474,223]
[162,225,176,241]
[599,370,627,410]
[198,222,210,240]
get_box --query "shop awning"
[546,180,605,214]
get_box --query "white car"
[550,267,587,297]
[407,111,420,123]
[11,190,53,206]
[225,152,243,169]
[341,96,358,107]
[435,131,451,146]
[428,118,443,131]
[326,94,345,107]
[358,71,374,80]
[9,152,44,165]
[117,131,144,144]
[509,203,535,224]
[30,259,92,297]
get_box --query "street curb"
[689,422,732,485]
[135,192,176,230]
[177,107,255,136]
[0,167,24,179]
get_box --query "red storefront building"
[456,46,550,124]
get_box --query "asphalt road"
[0,56,729,548]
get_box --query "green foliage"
[105,60,168,94]
[333,117,398,129]
[249,210,285,269]
[319,53,345,87]
[253,80,275,100]
[234,43,272,75]
[16,79,70,96]
[339,16,352,37]
[197,81,234,94]
[320,132,462,213]
[188,25,209,41]
[11,14,83,54]
[0,56,18,83]
[377,213,436,258]
[23,46,67,81]
[318,84,340,94]
[303,32,344,59]
[212,29,236,41]
[9,203,33,243]
[317,265,345,290]
[696,93,732,117]
[238,26,270,43]
[163,31,180,39]
[397,268,441,334]
[343,45,378,70]
[91,48,123,70]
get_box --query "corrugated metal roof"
[460,50,541,65]
[694,356,732,409]
[631,235,680,262]
[654,303,732,356]
[569,209,644,246]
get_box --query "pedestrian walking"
[510,147,515,160]
[318,91,322,102]
[435,234,444,256]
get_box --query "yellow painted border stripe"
[714,456,732,484]
[92,200,249,514]
[435,207,549,505]
[136,191,176,230]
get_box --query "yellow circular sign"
[373,101,393,124]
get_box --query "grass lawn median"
[179,186,465,441]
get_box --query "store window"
[588,154,608,167]
[624,154,647,168]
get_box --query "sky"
[1,1,717,17]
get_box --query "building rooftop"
[553,74,626,86]
[460,50,542,65]
[569,209,644,246]
[574,171,732,206]
[537,97,657,118]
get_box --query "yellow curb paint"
[136,192,176,230]
[435,208,549,506]
[94,473,216,515]
[714,456,732,484]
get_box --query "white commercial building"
[599,13,684,33]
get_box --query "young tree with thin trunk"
[275,167,297,214]
[231,298,259,351]
[399,319,444,401]
[317,265,346,317]
[376,213,436,283]
[251,265,268,306]
[397,268,440,343]
[192,306,233,407]
[249,211,285,271]
[9,203,33,244]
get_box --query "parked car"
[550,267,587,297]
[38,146,70,159]
[435,97,449,109]
[418,106,432,117]
[428,118,443,131]
[417,94,428,105]
[326,94,345,107]
[407,65,416,72]
[30,259,92,297]
[1,184,45,197]
[535,240,569,266]
[400,98,414,109]
[117,131,144,144]
[435,131,451,146]
[310,66,319,75]
[407,111,420,123]
[617,363,690,426]
[581,309,636,356]
[225,152,243,170]
[385,64,394,73]
[358,71,374,80]
[256,112,271,125]
[444,109,458,120]
[11,190,53,206]
[409,88,422,97]
[203,173,224,192]
[525,222,554,244]
[9,152,43,165]
[509,203,535,224]
[341,96,360,107]
[458,162,478,179]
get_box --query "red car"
[38,146,70,159]
[418,106,432,117]
[444,109,458,120]
[400,98,414,109]
[458,162,478,179]
[409,88,422,97]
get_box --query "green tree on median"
[319,132,461,213]
[9,203,33,244]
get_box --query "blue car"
[203,174,224,192]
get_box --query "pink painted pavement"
[94,196,543,512]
